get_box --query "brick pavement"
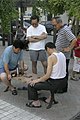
[0,99,46,120]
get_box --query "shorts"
[0,68,5,74]
[0,67,17,74]
[29,50,47,61]
[73,56,80,72]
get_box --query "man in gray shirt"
[51,17,77,93]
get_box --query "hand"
[31,36,37,39]
[62,47,70,52]
[29,79,39,86]
[7,74,11,81]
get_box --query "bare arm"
[28,55,57,86]
[63,38,77,52]
[28,32,47,42]
[4,63,11,80]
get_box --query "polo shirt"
[55,25,76,59]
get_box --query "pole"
[20,0,23,28]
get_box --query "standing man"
[0,40,24,95]
[27,15,47,74]
[51,17,77,92]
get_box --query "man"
[0,40,24,95]
[51,17,77,92]
[27,15,47,74]
[26,42,66,109]
[15,25,25,41]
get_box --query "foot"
[11,89,17,95]
[26,101,41,108]
[4,86,9,92]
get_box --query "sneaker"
[70,77,79,81]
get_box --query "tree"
[0,0,18,45]
[0,0,18,34]
[65,0,80,35]
[33,0,66,18]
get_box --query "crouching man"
[0,40,24,95]
[26,42,67,109]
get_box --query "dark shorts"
[29,50,47,61]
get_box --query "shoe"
[39,97,58,104]
[26,101,42,108]
[11,89,17,95]
[4,86,9,92]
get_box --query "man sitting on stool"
[26,42,67,109]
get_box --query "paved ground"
[0,36,80,120]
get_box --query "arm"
[4,63,11,80]
[28,32,47,42]
[28,55,56,86]
[63,38,77,52]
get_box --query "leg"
[27,79,58,108]
[47,91,58,109]
[41,61,47,74]
[0,73,17,95]
[29,50,38,74]
[62,59,69,92]
[27,80,53,107]
[71,56,80,81]
[66,59,70,80]
[32,61,37,74]
[39,50,47,74]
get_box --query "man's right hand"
[7,74,11,80]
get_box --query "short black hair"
[13,40,24,49]
[52,17,62,24]
[45,42,56,50]
[30,15,39,22]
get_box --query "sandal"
[26,101,41,108]
[4,86,9,92]
[39,97,58,105]
[11,89,17,95]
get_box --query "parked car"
[40,21,54,35]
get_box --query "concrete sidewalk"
[0,43,80,120]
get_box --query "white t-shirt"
[27,24,47,50]
[50,52,66,79]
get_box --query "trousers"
[28,77,67,100]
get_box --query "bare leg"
[32,61,37,74]
[0,73,15,91]
[31,100,41,106]
[41,61,47,74]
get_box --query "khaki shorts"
[29,50,47,61]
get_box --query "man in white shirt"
[27,15,47,74]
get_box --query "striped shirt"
[55,25,76,59]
